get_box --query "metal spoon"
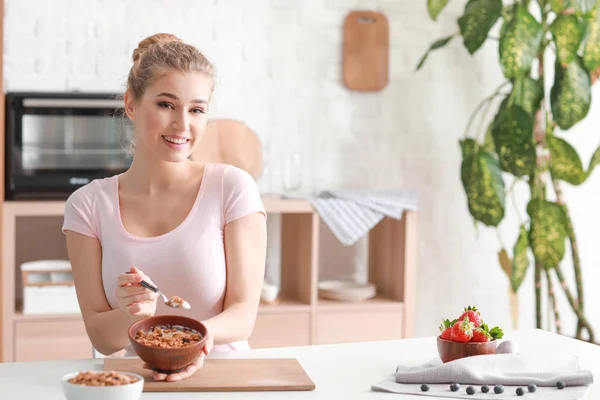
[137,280,191,309]
[126,272,191,309]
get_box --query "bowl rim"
[437,335,498,344]
[127,315,208,352]
[61,370,145,388]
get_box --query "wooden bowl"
[128,315,208,374]
[437,336,498,363]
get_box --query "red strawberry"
[458,306,482,327]
[471,323,504,342]
[451,316,474,342]
[470,328,491,342]
[439,318,456,340]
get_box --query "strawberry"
[451,316,474,342]
[470,323,505,342]
[470,328,491,342]
[439,318,457,340]
[458,306,482,327]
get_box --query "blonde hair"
[127,33,216,100]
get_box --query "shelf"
[13,312,81,321]
[4,197,314,216]
[317,296,404,312]
[258,298,311,314]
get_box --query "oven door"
[5,93,133,200]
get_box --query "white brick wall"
[5,0,600,339]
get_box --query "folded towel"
[284,189,418,246]
[372,353,594,399]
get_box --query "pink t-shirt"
[61,163,266,354]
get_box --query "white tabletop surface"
[1,329,598,399]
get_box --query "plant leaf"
[416,34,456,70]
[527,199,568,269]
[498,248,512,278]
[499,5,544,79]
[511,225,530,292]
[491,99,536,177]
[550,14,585,65]
[483,123,496,153]
[547,135,585,184]
[584,144,600,179]
[583,11,600,72]
[457,0,503,54]
[428,0,450,20]
[508,76,544,116]
[460,139,506,227]
[551,0,595,13]
[551,57,592,130]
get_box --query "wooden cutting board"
[103,358,315,392]
[191,119,264,180]
[342,10,389,92]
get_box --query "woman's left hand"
[144,329,214,382]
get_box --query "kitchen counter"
[1,329,598,399]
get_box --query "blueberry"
[494,385,504,394]
[481,385,489,393]
[556,381,566,389]
[528,384,537,392]
[516,387,524,396]
[466,386,475,395]
[450,383,460,392]
[420,384,429,392]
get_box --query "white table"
[1,329,598,399]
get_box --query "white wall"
[4,0,600,339]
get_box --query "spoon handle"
[125,271,158,292]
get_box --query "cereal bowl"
[128,315,208,374]
[61,370,143,400]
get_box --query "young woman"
[62,33,267,382]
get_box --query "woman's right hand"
[115,266,159,317]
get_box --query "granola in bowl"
[134,324,202,348]
[68,371,140,386]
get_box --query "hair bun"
[132,33,183,63]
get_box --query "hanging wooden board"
[342,10,389,92]
[103,357,316,392]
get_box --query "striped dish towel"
[284,190,418,246]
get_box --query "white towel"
[284,189,418,246]
[372,353,594,399]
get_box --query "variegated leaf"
[547,135,585,185]
[499,5,544,79]
[416,34,456,70]
[584,144,600,179]
[460,139,506,226]
[527,200,568,270]
[428,0,450,20]
[550,57,592,130]
[550,14,584,65]
[551,0,596,13]
[508,76,544,116]
[458,0,503,54]
[498,248,512,278]
[511,225,530,292]
[583,11,600,72]
[491,99,536,177]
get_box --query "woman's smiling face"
[125,70,213,163]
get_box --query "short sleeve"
[62,186,99,239]
[223,166,267,224]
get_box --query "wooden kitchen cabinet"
[0,198,416,362]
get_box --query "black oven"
[5,92,133,200]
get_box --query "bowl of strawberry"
[437,306,504,363]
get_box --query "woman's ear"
[123,89,136,121]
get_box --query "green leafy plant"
[419,0,600,342]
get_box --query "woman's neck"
[121,151,195,195]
